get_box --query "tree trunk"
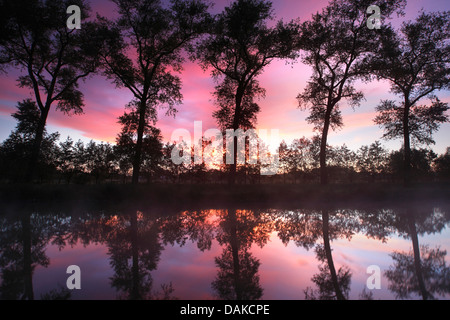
[130,211,140,300]
[322,211,345,300]
[25,107,49,182]
[320,106,332,186]
[229,87,244,185]
[132,98,148,185]
[227,210,242,300]
[403,102,412,187]
[22,213,34,300]
[408,214,428,300]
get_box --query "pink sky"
[0,0,449,153]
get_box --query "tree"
[304,245,352,300]
[0,211,72,300]
[434,148,450,181]
[160,142,184,183]
[107,211,164,300]
[85,141,116,184]
[328,144,357,182]
[0,99,59,182]
[0,0,103,181]
[297,0,405,185]
[56,137,81,184]
[278,141,290,183]
[369,11,450,186]
[273,209,357,300]
[115,113,164,184]
[286,138,312,183]
[95,0,211,184]
[389,148,436,182]
[356,141,389,182]
[195,0,299,184]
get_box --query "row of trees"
[0,0,448,186]
[1,100,448,184]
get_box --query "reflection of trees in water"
[212,209,273,300]
[274,209,357,300]
[160,208,272,300]
[0,208,178,300]
[274,206,450,300]
[0,211,71,300]
[105,211,163,300]
[213,247,262,300]
[304,245,351,300]
[351,205,450,300]
[1,203,449,300]
[71,210,177,300]
[386,245,450,300]
[160,208,273,300]
[383,207,450,300]
[160,210,216,252]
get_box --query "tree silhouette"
[94,0,211,185]
[160,210,216,252]
[356,204,450,300]
[115,112,164,184]
[302,210,354,300]
[84,141,116,184]
[369,11,450,186]
[389,147,436,182]
[297,0,405,185]
[434,148,450,180]
[195,0,299,184]
[356,141,389,183]
[56,137,78,184]
[0,0,103,182]
[0,100,59,182]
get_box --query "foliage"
[0,0,103,181]
[95,0,211,183]
[297,0,406,185]
[369,11,450,185]
[385,246,450,300]
[375,98,449,146]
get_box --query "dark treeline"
[0,0,448,186]
[0,99,449,185]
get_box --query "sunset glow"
[1,0,450,305]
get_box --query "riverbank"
[0,182,449,210]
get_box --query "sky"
[0,0,449,154]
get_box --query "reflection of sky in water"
[26,210,450,300]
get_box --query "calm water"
[1,203,449,300]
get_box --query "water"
[1,203,449,300]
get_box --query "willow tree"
[297,0,405,185]
[96,0,211,184]
[195,0,299,184]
